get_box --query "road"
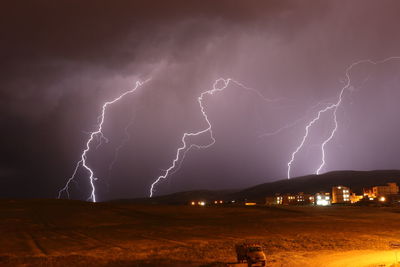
[271,250,400,267]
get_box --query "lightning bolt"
[287,57,400,179]
[108,114,136,174]
[102,114,137,193]
[258,101,334,138]
[57,56,399,200]
[58,79,150,202]
[149,78,276,197]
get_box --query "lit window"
[316,199,330,206]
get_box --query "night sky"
[1,0,400,201]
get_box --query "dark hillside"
[232,170,400,200]
[116,170,400,204]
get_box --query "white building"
[315,192,331,206]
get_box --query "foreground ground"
[1,200,400,266]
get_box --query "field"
[1,199,400,266]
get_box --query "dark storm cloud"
[1,0,400,199]
[1,0,328,118]
[0,0,315,64]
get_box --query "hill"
[116,170,400,204]
[232,169,400,200]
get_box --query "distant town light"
[379,196,386,202]
[316,199,330,206]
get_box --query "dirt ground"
[1,199,400,266]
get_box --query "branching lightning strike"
[108,114,136,174]
[58,57,399,201]
[258,101,334,138]
[58,79,150,202]
[287,57,400,179]
[149,78,276,197]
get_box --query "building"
[265,195,282,205]
[364,183,399,199]
[295,192,314,205]
[332,186,351,204]
[373,183,399,197]
[265,193,314,205]
[264,182,400,207]
[350,193,363,203]
[265,194,296,205]
[363,187,374,199]
[315,192,331,206]
[309,195,315,205]
[281,194,297,205]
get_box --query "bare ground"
[1,199,400,266]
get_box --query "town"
[190,182,400,207]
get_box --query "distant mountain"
[114,170,400,204]
[231,170,400,201]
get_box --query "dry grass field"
[1,199,400,266]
